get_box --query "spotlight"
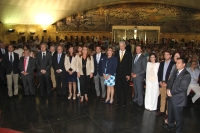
[8,29,15,32]
[30,32,35,35]
[19,32,25,35]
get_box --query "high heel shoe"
[68,94,72,100]
[73,96,76,100]
[80,97,84,103]
[77,93,80,97]
[104,99,110,104]
[85,97,88,102]
[109,99,114,105]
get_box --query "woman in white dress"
[145,53,160,111]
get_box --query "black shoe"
[163,123,175,131]
[137,106,142,110]
[14,95,18,99]
[94,96,100,100]
[123,101,127,106]
[130,101,137,105]
[9,96,13,100]
[116,101,121,106]
[31,95,35,98]
[23,95,28,97]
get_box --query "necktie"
[134,55,138,64]
[24,57,27,72]
[10,53,13,63]
[43,53,46,60]
[2,49,5,54]
[120,51,124,62]
[58,54,61,64]
[171,71,179,88]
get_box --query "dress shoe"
[23,95,28,97]
[137,106,142,110]
[163,123,175,131]
[101,98,105,102]
[14,95,18,99]
[94,96,100,100]
[123,101,127,106]
[9,96,13,100]
[31,95,35,98]
[116,101,121,106]
[130,101,137,105]
[156,111,165,116]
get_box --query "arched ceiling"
[0,0,199,25]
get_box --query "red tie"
[24,57,27,72]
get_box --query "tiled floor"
[0,84,199,133]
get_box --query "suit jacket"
[0,48,7,59]
[19,56,35,76]
[158,60,175,83]
[167,68,191,106]
[64,55,77,72]
[2,52,19,74]
[52,53,66,76]
[76,56,94,75]
[93,53,106,76]
[101,56,117,75]
[132,54,147,81]
[35,51,52,75]
[115,50,132,78]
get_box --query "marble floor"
[0,84,199,133]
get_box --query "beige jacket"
[76,56,94,75]
[64,55,78,72]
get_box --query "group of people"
[0,39,199,133]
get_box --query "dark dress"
[66,56,77,82]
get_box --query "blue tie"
[58,54,61,64]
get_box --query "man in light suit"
[131,45,147,110]
[19,49,35,97]
[2,44,19,99]
[35,43,52,98]
[49,45,57,90]
[93,45,106,101]
[164,58,191,133]
[115,41,132,106]
[52,45,66,98]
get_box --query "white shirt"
[178,68,184,75]
[24,56,30,72]
[42,51,46,58]
[9,52,14,62]
[119,50,126,57]
[96,53,101,63]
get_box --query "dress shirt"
[24,56,29,72]
[163,60,171,81]
[9,52,14,62]
[96,53,101,63]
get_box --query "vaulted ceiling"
[0,0,199,25]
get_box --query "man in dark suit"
[35,43,52,98]
[164,58,191,133]
[0,42,7,84]
[19,49,35,97]
[131,45,147,110]
[157,51,175,116]
[2,44,19,99]
[93,45,106,101]
[52,45,66,98]
[115,41,132,106]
